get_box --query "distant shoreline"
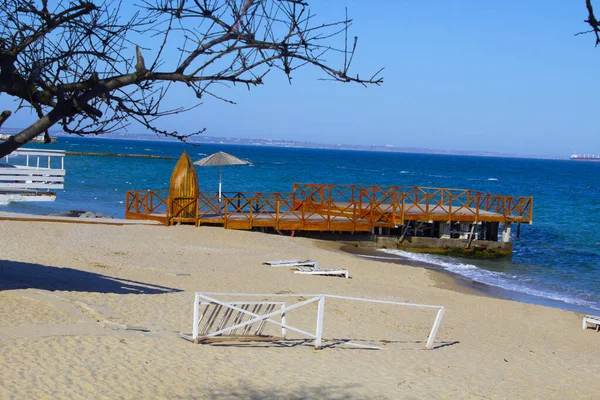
[0,127,567,160]
[70,134,564,160]
[65,151,175,160]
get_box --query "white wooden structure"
[262,259,319,267]
[583,315,600,332]
[263,260,348,278]
[181,292,445,350]
[294,267,349,278]
[0,148,65,202]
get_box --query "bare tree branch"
[0,0,383,157]
[0,110,11,128]
[577,0,600,45]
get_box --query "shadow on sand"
[203,338,460,351]
[0,260,181,294]
[203,383,369,400]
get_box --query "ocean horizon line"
[1,128,572,161]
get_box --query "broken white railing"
[180,292,445,350]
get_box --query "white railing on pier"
[0,148,66,191]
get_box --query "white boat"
[0,148,66,203]
[570,153,600,162]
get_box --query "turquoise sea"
[4,136,600,313]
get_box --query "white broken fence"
[180,292,445,350]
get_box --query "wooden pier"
[125,183,533,234]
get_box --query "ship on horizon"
[570,152,600,161]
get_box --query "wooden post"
[166,196,172,226]
[281,304,287,339]
[401,193,405,226]
[352,194,357,232]
[426,307,445,349]
[192,293,200,344]
[465,224,476,249]
[327,186,332,231]
[249,198,253,224]
[315,295,325,350]
[276,195,280,229]
[529,197,534,224]
[399,222,410,243]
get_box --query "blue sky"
[2,1,599,157]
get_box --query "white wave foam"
[378,249,600,311]
[488,178,498,181]
[356,254,401,261]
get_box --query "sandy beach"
[1,219,599,399]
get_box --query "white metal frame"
[182,292,445,350]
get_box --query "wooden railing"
[293,184,533,224]
[125,183,533,230]
[126,190,170,224]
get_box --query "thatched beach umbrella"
[193,151,251,201]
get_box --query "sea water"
[4,136,600,313]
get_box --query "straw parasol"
[193,151,251,201]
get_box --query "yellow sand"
[1,220,599,399]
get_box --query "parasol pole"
[218,165,223,202]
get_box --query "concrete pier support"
[439,222,449,239]
[501,222,512,243]
[486,222,499,241]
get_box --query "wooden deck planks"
[126,202,510,231]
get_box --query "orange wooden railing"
[126,190,170,225]
[125,183,533,230]
[292,184,533,224]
